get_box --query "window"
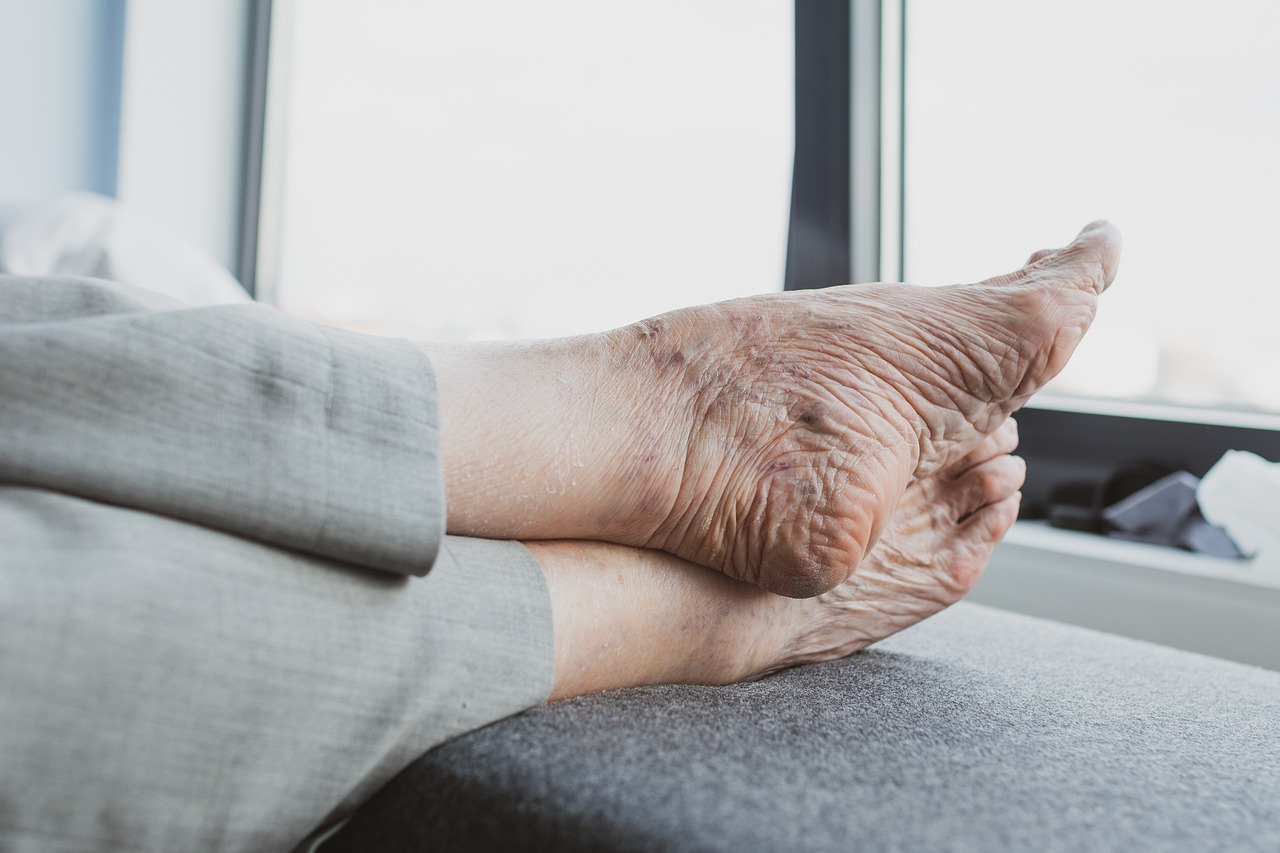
[886,0,1280,519]
[905,0,1280,417]
[888,0,1280,658]
[260,1,793,342]
[251,0,1280,512]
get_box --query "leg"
[0,274,444,577]
[0,488,552,852]
[1,434,1016,848]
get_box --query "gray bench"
[324,603,1280,852]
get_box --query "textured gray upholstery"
[324,603,1280,852]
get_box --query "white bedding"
[0,191,251,306]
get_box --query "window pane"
[905,0,1280,414]
[273,1,793,341]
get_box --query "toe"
[1045,220,1123,294]
[961,491,1022,541]
[953,454,1026,520]
[985,221,1121,294]
[948,418,1018,477]
[944,492,1022,595]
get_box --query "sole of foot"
[628,222,1118,597]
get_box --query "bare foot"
[765,418,1023,671]
[531,420,1024,698]
[623,221,1118,596]
[433,222,1117,598]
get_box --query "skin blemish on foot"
[795,402,827,429]
[646,346,689,375]
[636,318,664,339]
[793,478,818,498]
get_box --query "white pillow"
[0,192,251,306]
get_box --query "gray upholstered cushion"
[323,603,1280,852]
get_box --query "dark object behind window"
[785,0,851,291]
[1017,406,1280,522]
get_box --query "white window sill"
[1002,520,1280,591]
[970,521,1280,672]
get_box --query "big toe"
[1039,220,1123,294]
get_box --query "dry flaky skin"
[535,418,1028,698]
[768,419,1024,673]
[436,222,1120,601]
[613,222,1119,597]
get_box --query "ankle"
[597,320,709,540]
[425,332,688,544]
[534,540,792,698]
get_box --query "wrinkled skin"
[767,417,1024,671]
[625,222,1120,596]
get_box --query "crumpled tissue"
[1197,450,1280,578]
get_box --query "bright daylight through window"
[905,0,1280,416]
[272,1,792,342]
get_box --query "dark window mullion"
[785,0,852,292]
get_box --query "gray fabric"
[0,489,555,852]
[325,602,1280,853]
[0,274,557,850]
[0,274,444,576]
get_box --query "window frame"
[245,0,294,305]
[235,0,274,298]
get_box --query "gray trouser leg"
[0,273,556,850]
[0,488,553,853]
